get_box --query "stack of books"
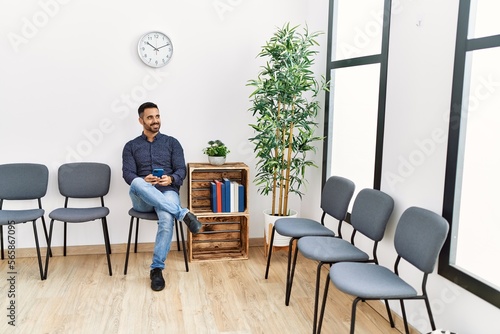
[210,178,245,213]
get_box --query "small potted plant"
[203,140,230,165]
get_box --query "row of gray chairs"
[0,162,188,281]
[265,175,449,334]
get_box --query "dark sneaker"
[150,268,165,291]
[183,212,202,234]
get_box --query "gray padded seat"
[1,209,46,224]
[298,236,368,263]
[332,262,417,298]
[275,218,336,238]
[50,207,110,222]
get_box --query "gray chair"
[44,162,112,279]
[322,206,449,334]
[124,209,189,274]
[264,176,355,306]
[0,163,50,280]
[298,188,394,334]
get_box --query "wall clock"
[137,31,173,68]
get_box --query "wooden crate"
[188,163,248,215]
[187,163,249,262]
[189,215,249,261]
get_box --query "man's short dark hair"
[138,102,158,116]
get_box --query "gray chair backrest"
[395,206,449,273]
[58,162,111,198]
[350,188,394,242]
[320,176,355,221]
[0,163,49,200]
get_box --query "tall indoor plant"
[248,23,327,217]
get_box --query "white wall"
[0,0,329,248]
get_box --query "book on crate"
[210,178,245,213]
[213,180,223,213]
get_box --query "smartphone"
[152,168,164,178]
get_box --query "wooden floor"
[0,246,418,334]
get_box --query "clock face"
[137,31,173,68]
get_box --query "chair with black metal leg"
[0,163,50,280]
[123,208,189,274]
[44,162,113,279]
[297,188,394,334]
[320,206,449,334]
[264,175,355,306]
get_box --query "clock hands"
[146,42,159,52]
[146,42,170,55]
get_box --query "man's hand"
[145,174,172,186]
[145,174,160,185]
[157,175,173,186]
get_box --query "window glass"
[452,46,500,289]
[468,0,500,39]
[332,0,385,61]
[328,64,380,190]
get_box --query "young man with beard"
[122,101,202,291]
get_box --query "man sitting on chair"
[122,101,202,291]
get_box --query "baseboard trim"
[11,237,266,258]
[13,243,154,258]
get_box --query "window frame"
[439,0,500,308]
[322,0,392,189]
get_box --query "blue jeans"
[129,178,189,270]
